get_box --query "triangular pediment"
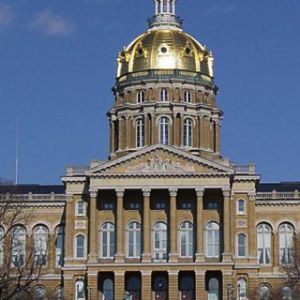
[88,145,234,177]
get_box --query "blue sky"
[0,0,299,184]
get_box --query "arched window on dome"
[183,118,193,147]
[136,91,145,104]
[184,90,192,103]
[279,223,294,265]
[160,88,168,102]
[159,117,169,145]
[136,119,144,148]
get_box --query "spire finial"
[154,0,176,16]
[149,0,182,29]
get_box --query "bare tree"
[0,178,43,300]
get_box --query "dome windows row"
[136,89,194,104]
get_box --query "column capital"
[196,188,205,197]
[66,194,73,203]
[169,188,178,197]
[89,190,98,198]
[222,188,231,198]
[248,191,256,201]
[116,189,125,198]
[142,189,151,197]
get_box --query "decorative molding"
[236,219,247,228]
[248,192,256,202]
[89,191,98,198]
[127,155,195,173]
[222,188,231,198]
[75,220,86,230]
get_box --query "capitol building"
[2,0,300,299]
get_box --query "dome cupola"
[108,1,223,162]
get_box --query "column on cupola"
[194,116,199,149]
[118,117,124,150]
[88,191,98,263]
[144,114,149,146]
[110,116,116,154]
[210,120,215,152]
[173,114,180,146]
[126,116,131,149]
[215,120,221,154]
[142,189,151,262]
[115,189,125,262]
[169,189,178,262]
[222,189,232,261]
[202,115,211,150]
[196,189,205,262]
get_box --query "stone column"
[141,271,152,300]
[88,272,99,300]
[168,271,179,300]
[195,271,206,300]
[169,189,178,262]
[222,189,232,261]
[198,115,203,149]
[144,114,149,146]
[89,191,98,263]
[273,229,280,270]
[118,118,123,150]
[222,271,233,300]
[114,271,125,300]
[196,189,205,262]
[215,120,221,154]
[126,116,131,149]
[248,192,258,263]
[142,189,151,262]
[115,189,125,262]
[65,195,75,262]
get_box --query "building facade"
[2,1,300,299]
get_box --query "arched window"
[76,200,85,216]
[127,222,141,258]
[205,222,220,257]
[55,225,64,267]
[0,227,4,265]
[208,278,219,300]
[101,222,115,258]
[279,223,294,265]
[153,222,167,262]
[103,278,114,300]
[136,119,144,148]
[257,224,271,264]
[75,280,85,300]
[34,225,49,265]
[75,235,85,259]
[259,285,270,300]
[12,226,26,267]
[237,278,247,300]
[34,286,47,300]
[160,89,168,102]
[237,233,247,257]
[183,118,193,147]
[56,286,63,300]
[184,90,192,103]
[237,199,245,214]
[159,117,169,145]
[179,222,194,257]
[136,91,145,103]
[282,285,292,300]
[163,0,168,13]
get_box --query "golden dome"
[117,27,214,79]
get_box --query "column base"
[195,253,205,262]
[115,254,125,263]
[88,254,98,264]
[142,253,152,263]
[168,253,178,263]
[222,252,233,262]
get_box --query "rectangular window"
[101,200,114,210]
